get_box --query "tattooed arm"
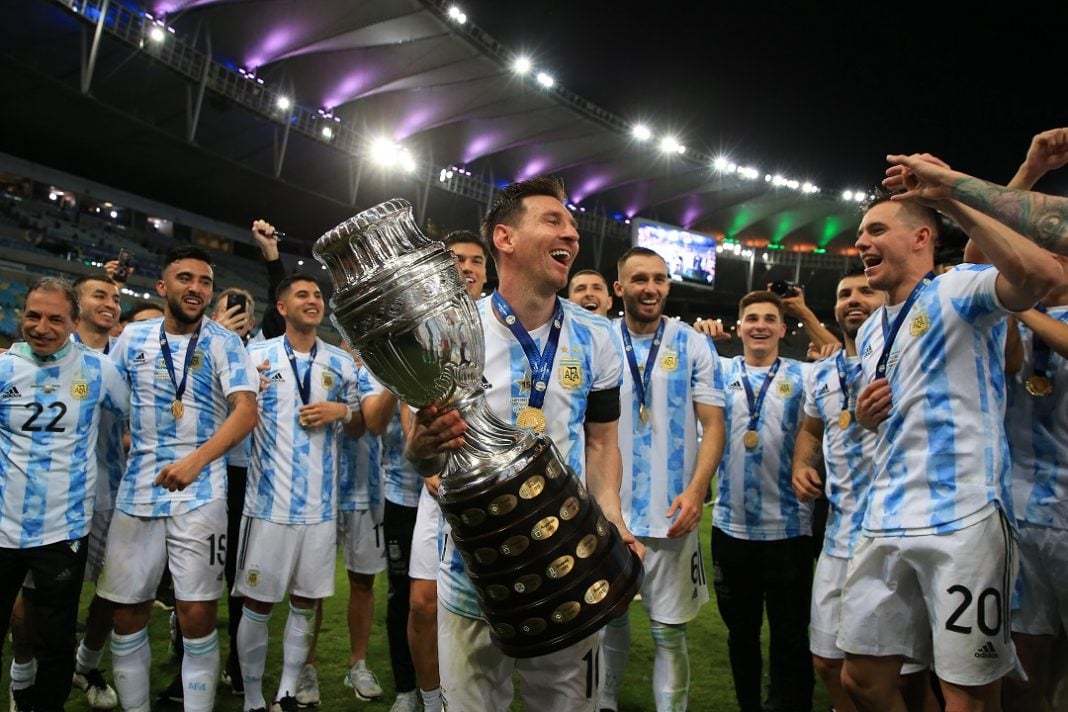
[885,153,1068,256]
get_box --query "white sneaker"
[72,669,118,710]
[389,690,420,712]
[294,664,320,707]
[343,660,383,701]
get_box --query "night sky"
[462,0,1067,196]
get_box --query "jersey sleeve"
[100,357,131,418]
[802,360,820,419]
[946,264,1008,324]
[691,331,725,407]
[591,320,624,392]
[217,330,259,396]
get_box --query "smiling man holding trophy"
[314,176,643,711]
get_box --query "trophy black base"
[442,439,645,658]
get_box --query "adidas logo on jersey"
[269,372,285,382]
[973,642,998,659]
[0,386,20,400]
[728,381,743,391]
[132,352,147,364]
[817,384,830,395]
[863,344,874,358]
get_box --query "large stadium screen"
[632,218,717,289]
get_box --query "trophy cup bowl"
[314,199,642,657]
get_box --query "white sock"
[182,631,220,712]
[277,603,314,700]
[76,638,105,675]
[9,659,36,691]
[650,621,689,712]
[420,686,443,712]
[237,606,272,711]
[111,628,151,710]
[599,615,631,708]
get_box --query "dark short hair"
[123,299,164,322]
[443,230,490,261]
[72,273,117,296]
[26,276,79,321]
[616,246,666,278]
[738,290,784,320]
[276,273,321,301]
[481,176,568,259]
[568,269,607,288]
[863,190,941,241]
[163,245,214,270]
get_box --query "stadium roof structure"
[1,0,889,317]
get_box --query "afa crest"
[660,350,679,372]
[777,380,794,397]
[321,372,334,389]
[190,350,204,370]
[559,358,583,391]
[910,312,930,337]
[246,569,260,587]
[71,381,90,400]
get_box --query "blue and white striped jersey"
[713,355,811,540]
[112,318,259,517]
[338,364,385,516]
[438,298,625,619]
[803,354,876,557]
[381,404,423,509]
[0,342,129,548]
[856,265,1010,536]
[615,318,725,538]
[70,334,126,514]
[1007,306,1068,529]
[246,337,359,524]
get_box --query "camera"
[114,248,135,282]
[769,281,799,298]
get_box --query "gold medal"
[1025,375,1054,397]
[171,400,184,419]
[743,430,760,449]
[516,406,547,433]
[639,403,648,424]
[838,411,852,429]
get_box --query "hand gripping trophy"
[314,199,642,657]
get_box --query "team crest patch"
[189,351,204,370]
[321,372,334,389]
[777,380,794,397]
[559,358,583,390]
[70,381,90,400]
[246,569,260,587]
[660,350,679,372]
[910,311,930,337]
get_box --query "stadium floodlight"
[149,25,166,42]
[109,210,118,219]
[632,124,652,141]
[854,192,867,203]
[297,260,304,266]
[321,126,334,140]
[447,6,467,23]
[842,190,854,201]
[713,157,728,171]
[659,137,684,154]
[536,72,554,88]
[276,96,291,111]
[513,56,532,75]
[370,138,416,173]
[739,167,759,180]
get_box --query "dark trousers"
[0,538,89,712]
[383,499,417,694]
[225,465,247,653]
[711,527,814,712]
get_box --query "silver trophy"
[314,199,642,657]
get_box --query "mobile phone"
[114,248,135,281]
[769,280,798,298]
[226,292,248,315]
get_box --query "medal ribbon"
[620,318,666,416]
[491,291,564,411]
[739,358,781,432]
[159,321,200,407]
[835,349,853,413]
[284,336,319,406]
[1032,303,1052,379]
[877,272,935,379]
